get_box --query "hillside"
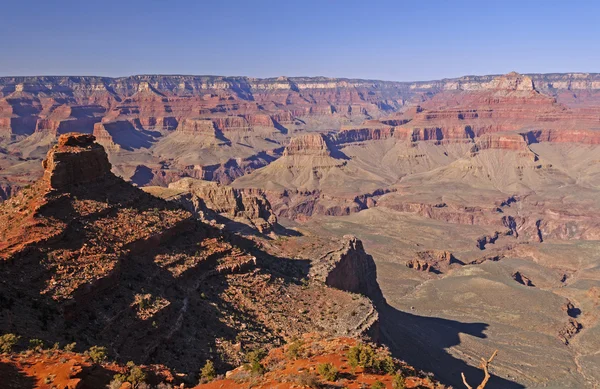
[0,134,390,384]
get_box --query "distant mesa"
[490,71,536,91]
[283,133,336,157]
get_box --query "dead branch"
[461,350,498,389]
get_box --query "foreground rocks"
[0,134,392,383]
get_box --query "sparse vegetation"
[286,338,304,360]
[112,361,150,389]
[28,338,44,351]
[295,371,321,389]
[64,342,76,352]
[317,362,339,381]
[245,348,268,375]
[372,380,386,389]
[87,345,107,363]
[392,373,406,389]
[200,360,216,382]
[0,333,20,353]
[347,342,397,374]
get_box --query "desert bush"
[87,345,107,363]
[249,359,266,375]
[392,374,406,389]
[286,338,304,360]
[127,361,147,387]
[29,338,44,351]
[64,342,77,352]
[245,348,267,375]
[0,333,20,353]
[317,362,339,381]
[372,380,385,389]
[347,343,397,374]
[246,348,267,364]
[200,360,216,382]
[295,371,321,389]
[377,355,396,375]
[108,378,123,389]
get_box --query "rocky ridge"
[0,134,390,382]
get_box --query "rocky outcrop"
[335,124,395,144]
[406,250,461,273]
[512,271,535,287]
[558,318,582,345]
[42,133,112,190]
[166,178,278,233]
[283,133,335,157]
[309,235,386,305]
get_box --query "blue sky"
[1,0,599,81]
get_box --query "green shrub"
[347,343,396,374]
[286,338,303,360]
[372,380,386,389]
[0,334,20,353]
[64,342,77,352]
[29,339,44,351]
[245,348,267,375]
[246,348,267,364]
[317,362,338,382]
[87,345,107,363]
[377,355,396,375]
[295,372,321,389]
[126,362,147,387]
[200,360,216,381]
[392,373,406,389]
[249,360,266,375]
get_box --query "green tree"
[0,334,20,353]
[317,362,339,381]
[29,339,44,351]
[286,338,303,360]
[87,345,107,363]
[392,374,406,389]
[372,380,386,389]
[200,360,216,381]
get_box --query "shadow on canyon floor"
[0,361,36,389]
[379,305,525,389]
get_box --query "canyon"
[2,71,600,388]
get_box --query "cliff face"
[309,235,386,305]
[42,133,113,189]
[158,177,278,234]
[1,72,599,138]
[283,133,335,157]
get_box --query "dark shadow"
[0,178,313,377]
[76,363,119,388]
[378,305,525,389]
[103,120,157,150]
[130,165,155,186]
[567,306,581,318]
[0,361,36,389]
[214,127,232,145]
[273,120,288,134]
[324,137,350,160]
[10,117,37,135]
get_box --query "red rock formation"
[309,235,385,305]
[336,124,395,144]
[42,133,112,189]
[283,133,334,156]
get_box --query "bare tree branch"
[461,372,473,389]
[461,350,499,389]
